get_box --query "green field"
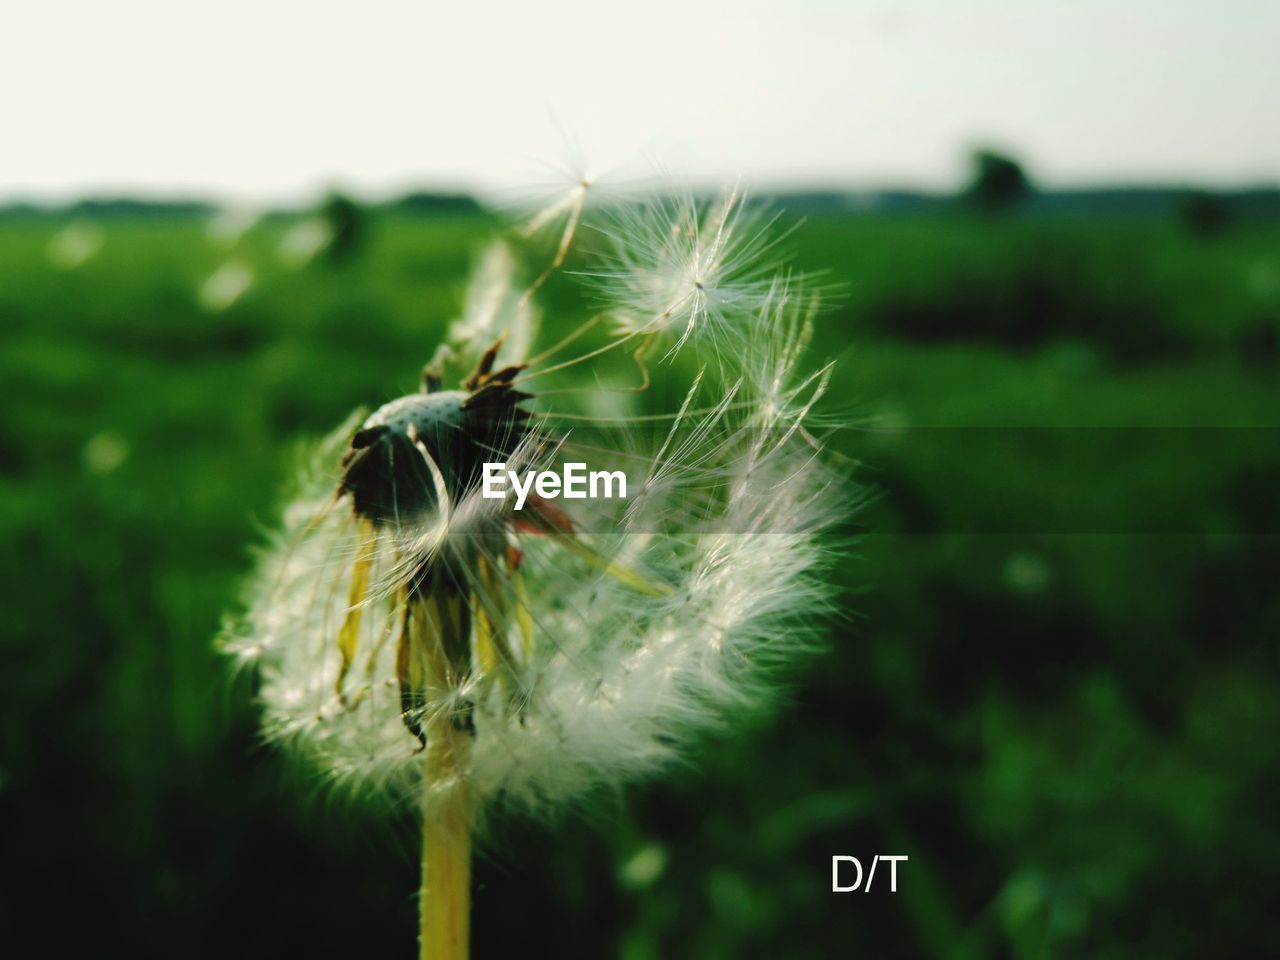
[2,205,1278,957]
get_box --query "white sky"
[2,0,1277,202]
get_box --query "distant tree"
[1179,190,1231,239]
[321,191,366,264]
[68,198,214,219]
[965,149,1032,211]
[390,191,482,215]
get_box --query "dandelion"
[199,259,254,312]
[47,220,103,269]
[220,181,845,958]
[206,205,261,247]
[278,216,333,267]
[82,431,129,476]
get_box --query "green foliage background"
[1,199,1277,957]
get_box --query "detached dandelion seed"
[220,177,847,959]
[584,187,793,353]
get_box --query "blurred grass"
[1,204,1278,958]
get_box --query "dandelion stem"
[415,590,474,960]
[418,720,473,960]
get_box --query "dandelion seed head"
[221,176,848,820]
[368,392,465,432]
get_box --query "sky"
[3,0,1277,203]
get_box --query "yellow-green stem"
[419,721,472,960]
